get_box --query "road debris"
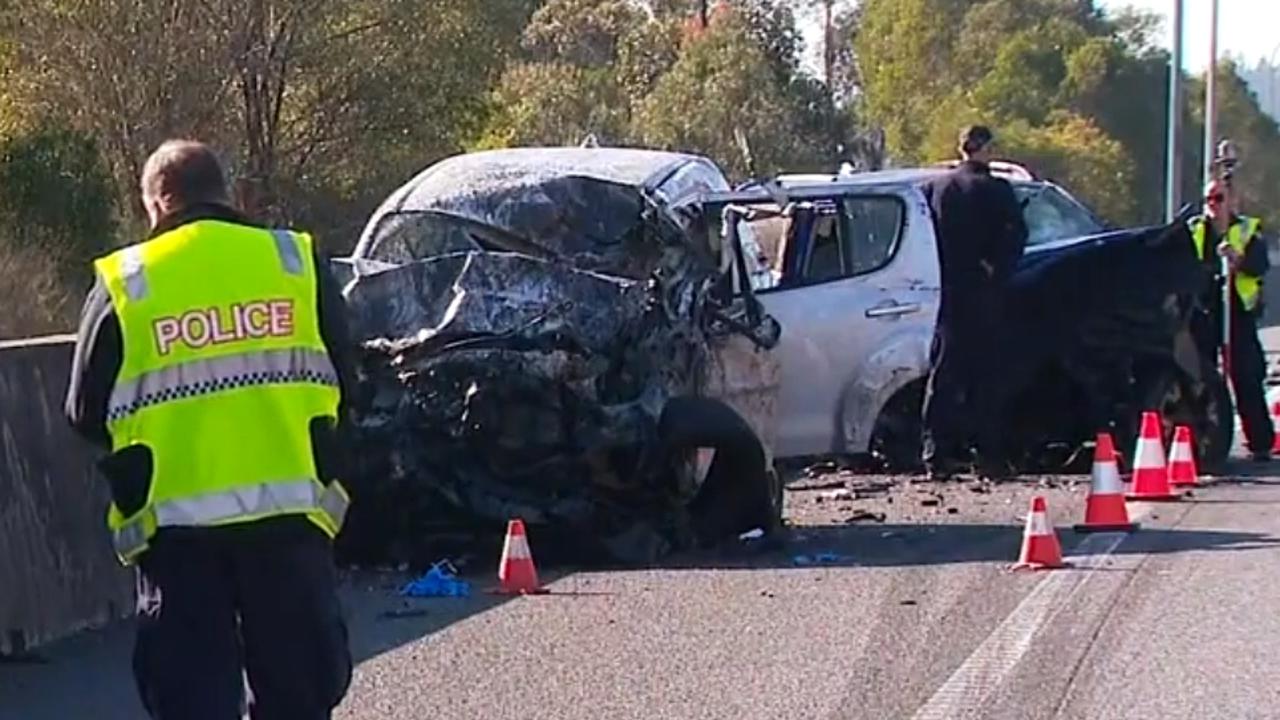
[792,552,850,566]
[400,561,472,598]
[803,459,841,478]
[378,607,433,620]
[786,477,848,492]
[844,510,887,524]
[816,488,856,503]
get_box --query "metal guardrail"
[0,335,131,656]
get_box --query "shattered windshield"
[363,174,653,273]
[1015,184,1105,246]
[354,149,730,280]
[363,210,555,265]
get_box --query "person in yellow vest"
[1189,178,1275,461]
[64,140,356,719]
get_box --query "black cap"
[959,125,995,154]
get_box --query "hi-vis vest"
[94,219,349,565]
[1191,215,1263,312]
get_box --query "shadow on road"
[0,568,515,720]
[653,520,1280,572]
[339,568,513,663]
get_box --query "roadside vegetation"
[0,0,1276,338]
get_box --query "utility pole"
[822,0,835,89]
[1203,0,1219,190]
[1165,0,1184,222]
[1268,44,1280,122]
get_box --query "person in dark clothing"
[919,125,1029,480]
[1188,178,1275,461]
[65,140,357,719]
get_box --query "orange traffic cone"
[494,519,548,595]
[1011,496,1065,570]
[1167,425,1200,488]
[1126,411,1181,501]
[1074,433,1139,533]
[1271,399,1280,454]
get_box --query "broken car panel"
[335,148,782,566]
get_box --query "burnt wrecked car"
[714,164,1232,474]
[331,147,784,566]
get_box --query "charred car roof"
[351,147,732,278]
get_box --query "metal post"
[1165,0,1184,222]
[1198,0,1232,391]
[1203,0,1219,189]
[1268,44,1280,121]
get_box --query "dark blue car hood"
[1003,220,1206,383]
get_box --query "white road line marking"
[910,506,1151,720]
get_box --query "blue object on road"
[400,561,472,597]
[791,552,847,566]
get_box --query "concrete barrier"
[0,335,131,656]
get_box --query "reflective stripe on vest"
[106,347,338,423]
[1190,215,1263,311]
[272,229,305,275]
[112,478,351,560]
[94,220,343,565]
[121,245,148,301]
[117,228,305,302]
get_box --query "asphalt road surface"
[4,461,1280,720]
[6,302,1280,719]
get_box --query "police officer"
[64,140,356,719]
[1190,178,1275,461]
[919,125,1029,480]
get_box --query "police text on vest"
[152,300,295,355]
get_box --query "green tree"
[853,0,968,162]
[522,0,648,67]
[1190,62,1280,231]
[474,62,629,148]
[4,0,534,246]
[631,8,828,179]
[1001,112,1137,223]
[0,125,117,266]
[854,0,1175,224]
[0,124,117,337]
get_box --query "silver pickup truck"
[706,163,1232,473]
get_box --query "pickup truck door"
[753,191,941,458]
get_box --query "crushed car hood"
[341,252,723,566]
[1003,221,1206,393]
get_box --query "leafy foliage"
[0,126,116,267]
[854,0,1280,228]
[2,0,1280,336]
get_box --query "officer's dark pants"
[1228,307,1276,455]
[132,519,352,720]
[921,303,1008,471]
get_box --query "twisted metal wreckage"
[328,148,1234,569]
[332,149,785,567]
